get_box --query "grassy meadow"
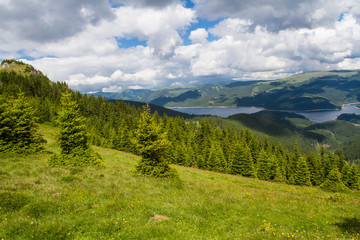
[0,124,360,239]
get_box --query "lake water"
[172,105,360,123]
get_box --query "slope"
[1,124,359,239]
[225,110,360,158]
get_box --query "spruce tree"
[306,152,322,186]
[271,156,285,183]
[257,149,271,181]
[48,91,103,167]
[133,104,178,178]
[320,167,349,192]
[347,165,360,190]
[341,163,352,188]
[206,142,227,173]
[294,156,312,186]
[0,93,45,153]
[231,143,256,177]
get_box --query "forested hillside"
[109,70,360,110]
[0,60,359,190]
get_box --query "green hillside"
[1,124,360,239]
[224,110,360,160]
[110,70,360,110]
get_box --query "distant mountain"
[225,110,360,161]
[104,70,360,110]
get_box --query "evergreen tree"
[320,168,349,192]
[57,91,89,154]
[347,165,360,190]
[257,149,271,181]
[133,104,178,178]
[206,142,227,173]
[306,152,322,186]
[0,93,45,153]
[230,143,256,177]
[294,156,312,186]
[48,91,103,167]
[270,155,285,183]
[341,163,352,188]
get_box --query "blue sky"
[0,0,360,93]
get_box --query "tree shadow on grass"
[335,217,360,234]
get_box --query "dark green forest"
[1,60,359,190]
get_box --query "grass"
[1,124,360,239]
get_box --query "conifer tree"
[133,104,178,178]
[306,152,322,186]
[320,167,349,192]
[207,142,227,173]
[294,156,312,186]
[231,143,256,177]
[341,163,352,188]
[48,91,103,167]
[257,148,271,181]
[0,93,44,153]
[347,165,360,190]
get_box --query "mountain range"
[96,70,360,110]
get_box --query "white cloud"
[189,28,208,43]
[102,85,123,92]
[337,58,360,69]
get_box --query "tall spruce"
[48,91,103,167]
[347,165,360,190]
[231,143,256,177]
[257,148,271,181]
[294,156,312,186]
[57,91,89,154]
[133,104,178,178]
[0,93,44,153]
[306,152,322,186]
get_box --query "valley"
[103,70,360,111]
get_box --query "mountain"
[223,110,360,162]
[107,70,360,110]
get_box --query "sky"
[1,0,360,93]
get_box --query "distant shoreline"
[167,106,237,109]
[167,106,342,112]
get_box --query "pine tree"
[206,142,227,173]
[294,156,312,186]
[231,143,256,177]
[0,93,45,153]
[133,104,178,178]
[257,149,271,181]
[306,152,322,186]
[48,91,103,167]
[341,163,352,188]
[347,165,360,190]
[320,167,349,192]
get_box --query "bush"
[48,148,104,167]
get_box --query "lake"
[171,105,360,123]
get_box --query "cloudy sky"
[1,0,360,92]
